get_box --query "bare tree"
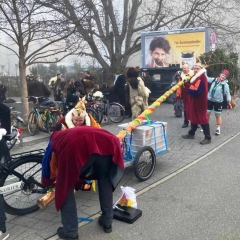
[0,0,84,119]
[35,0,240,80]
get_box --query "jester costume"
[51,127,124,239]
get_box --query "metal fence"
[0,76,21,97]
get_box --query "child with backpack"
[207,69,232,135]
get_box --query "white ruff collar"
[65,109,91,128]
[190,68,206,83]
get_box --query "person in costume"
[55,98,100,130]
[49,127,125,239]
[42,99,100,187]
[126,67,150,120]
[182,61,211,145]
[207,69,231,135]
[175,63,194,127]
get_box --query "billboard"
[141,27,210,69]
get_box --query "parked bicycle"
[0,134,47,215]
[86,93,125,123]
[0,107,23,150]
[27,96,62,136]
[8,108,23,150]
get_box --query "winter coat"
[27,80,51,97]
[207,77,231,103]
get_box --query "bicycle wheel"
[86,108,99,123]
[46,111,61,134]
[133,146,156,181]
[27,111,38,136]
[95,106,103,124]
[0,155,47,215]
[108,102,125,123]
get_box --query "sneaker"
[57,227,78,240]
[182,134,194,139]
[98,216,112,233]
[0,231,10,240]
[182,123,188,128]
[200,139,211,145]
[215,129,220,135]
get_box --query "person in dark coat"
[0,129,11,239]
[114,74,127,107]
[0,103,11,134]
[27,77,51,97]
[63,79,79,115]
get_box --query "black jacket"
[27,80,51,97]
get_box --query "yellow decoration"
[92,180,96,192]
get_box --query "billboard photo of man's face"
[146,37,171,68]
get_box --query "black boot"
[200,124,211,145]
[182,112,189,128]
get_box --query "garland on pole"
[116,78,190,141]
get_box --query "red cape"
[51,126,125,211]
[188,73,208,124]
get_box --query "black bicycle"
[0,107,24,151]
[0,134,47,215]
[86,93,125,123]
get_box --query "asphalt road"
[58,133,240,240]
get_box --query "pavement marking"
[47,131,240,240]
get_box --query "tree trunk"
[19,60,29,122]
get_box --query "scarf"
[211,78,222,98]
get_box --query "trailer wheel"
[133,146,156,181]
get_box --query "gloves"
[228,102,232,109]
[0,128,7,141]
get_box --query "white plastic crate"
[118,121,167,154]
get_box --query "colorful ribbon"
[116,80,187,141]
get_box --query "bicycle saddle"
[4,132,17,141]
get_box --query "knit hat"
[65,98,90,128]
[221,69,230,76]
[127,67,139,78]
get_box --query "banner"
[142,29,208,69]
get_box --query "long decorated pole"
[116,68,208,141]
[116,80,185,141]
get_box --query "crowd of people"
[175,61,232,144]
[0,63,235,239]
